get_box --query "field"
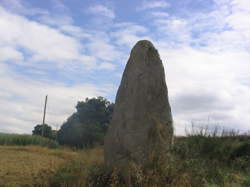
[0,133,59,148]
[0,146,76,186]
[0,145,103,187]
[0,133,250,187]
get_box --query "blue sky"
[0,0,250,135]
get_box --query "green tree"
[32,124,53,139]
[58,97,114,148]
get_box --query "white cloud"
[59,25,92,38]
[153,18,191,45]
[0,63,114,134]
[0,0,48,16]
[51,0,69,12]
[87,5,115,19]
[87,38,121,61]
[0,7,96,69]
[140,0,250,135]
[38,14,73,26]
[112,23,150,47]
[189,0,250,52]
[99,62,116,71]
[0,4,120,134]
[37,11,93,39]
[150,11,169,17]
[158,46,250,135]
[138,0,170,11]
[0,0,24,12]
[0,46,23,62]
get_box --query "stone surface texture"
[104,40,173,168]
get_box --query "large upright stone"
[104,40,173,168]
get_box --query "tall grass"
[84,126,250,187]
[0,133,59,148]
[49,148,104,187]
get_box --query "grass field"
[0,146,76,186]
[0,146,103,187]
[0,134,250,187]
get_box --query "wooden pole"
[42,95,48,137]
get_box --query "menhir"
[104,40,173,169]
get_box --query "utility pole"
[42,95,48,137]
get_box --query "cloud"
[99,62,116,71]
[0,0,24,12]
[0,63,114,134]
[51,0,69,12]
[138,0,170,11]
[0,0,48,15]
[87,38,122,61]
[87,5,115,19]
[37,13,92,39]
[0,6,96,69]
[0,3,120,133]
[112,23,150,48]
[173,91,231,113]
[187,0,250,51]
[0,46,23,62]
[38,14,73,26]
[153,18,190,45]
[158,46,250,135]
[59,25,92,38]
[137,0,250,135]
[150,11,169,18]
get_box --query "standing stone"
[104,40,173,168]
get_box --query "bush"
[230,142,250,160]
[32,124,54,139]
[58,97,114,148]
[242,176,250,187]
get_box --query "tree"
[58,97,114,148]
[32,124,53,139]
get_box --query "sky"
[0,0,250,135]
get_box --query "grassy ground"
[0,135,250,187]
[0,146,103,187]
[0,146,77,186]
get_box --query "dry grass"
[0,145,104,187]
[0,146,78,187]
[49,147,104,187]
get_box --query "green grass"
[0,133,59,148]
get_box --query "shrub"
[58,97,114,148]
[242,176,250,187]
[32,124,54,139]
[230,142,250,160]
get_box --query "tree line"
[32,96,114,148]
